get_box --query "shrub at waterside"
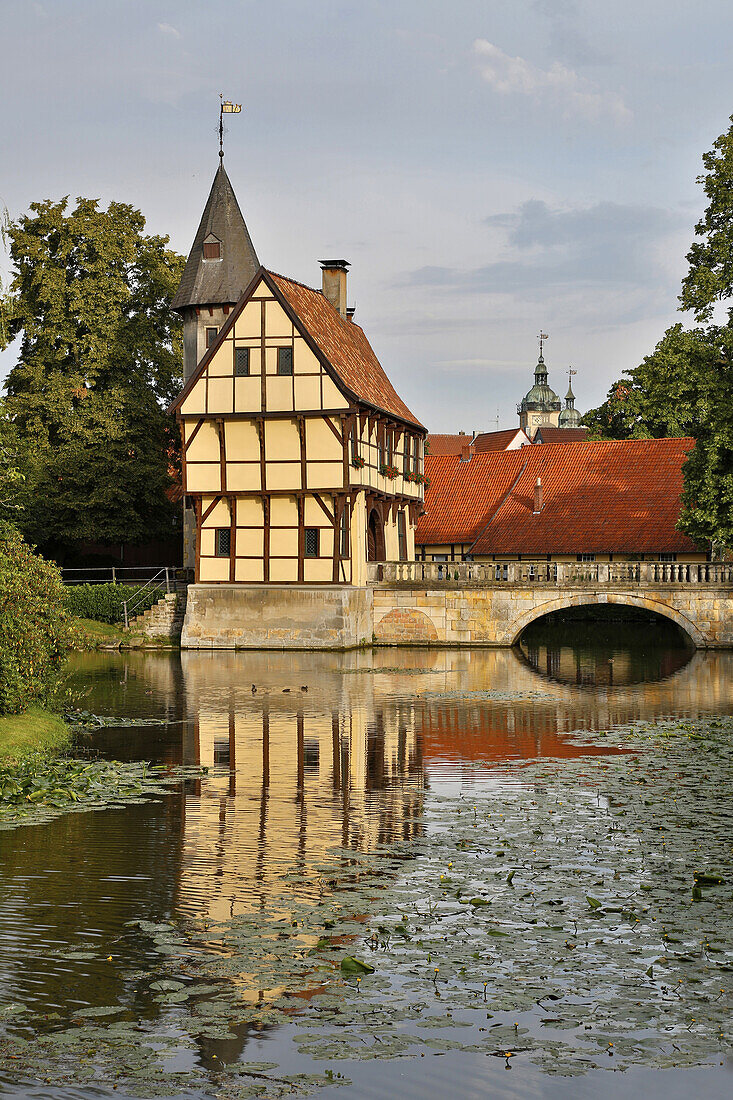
[0,529,75,715]
[63,583,162,625]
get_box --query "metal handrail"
[61,566,176,585]
[122,568,172,629]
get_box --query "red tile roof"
[416,438,701,555]
[428,434,474,456]
[534,427,589,444]
[473,428,530,452]
[427,429,529,458]
[416,450,529,545]
[269,271,424,429]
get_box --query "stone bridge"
[369,561,733,649]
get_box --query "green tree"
[3,196,184,558]
[584,118,733,547]
[0,527,75,714]
[0,406,23,531]
[680,116,733,322]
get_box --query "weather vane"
[538,331,549,359]
[219,94,242,161]
[568,366,577,382]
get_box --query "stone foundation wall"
[372,586,733,648]
[181,584,373,649]
[180,581,733,650]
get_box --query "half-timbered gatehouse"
[169,165,426,645]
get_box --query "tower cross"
[538,331,549,359]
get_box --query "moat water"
[0,620,731,1098]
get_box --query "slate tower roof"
[518,353,561,415]
[171,164,259,311]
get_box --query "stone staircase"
[128,582,188,640]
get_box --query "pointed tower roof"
[171,164,259,311]
[559,375,581,427]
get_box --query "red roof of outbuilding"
[269,271,424,429]
[416,437,700,555]
[428,434,474,456]
[534,426,589,444]
[473,428,530,452]
[427,428,529,457]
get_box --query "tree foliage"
[0,527,75,714]
[3,197,184,556]
[0,406,23,525]
[679,116,733,322]
[584,118,733,548]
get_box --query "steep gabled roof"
[268,271,424,429]
[171,164,259,311]
[169,267,425,429]
[417,438,700,555]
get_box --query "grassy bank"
[0,707,71,761]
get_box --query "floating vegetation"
[66,709,177,729]
[0,753,199,829]
[0,715,731,1095]
[419,689,556,700]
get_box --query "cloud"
[157,22,181,39]
[403,199,684,325]
[532,0,608,66]
[496,198,675,250]
[472,39,630,123]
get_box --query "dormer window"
[203,234,222,260]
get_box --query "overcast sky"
[1,0,732,432]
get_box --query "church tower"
[171,163,260,383]
[517,334,561,439]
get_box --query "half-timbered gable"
[171,263,426,587]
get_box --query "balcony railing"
[367,560,732,587]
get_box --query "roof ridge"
[537,435,695,447]
[266,269,322,294]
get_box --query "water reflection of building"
[519,637,692,688]
[176,652,424,923]
[367,646,733,767]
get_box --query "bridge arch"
[507,592,706,649]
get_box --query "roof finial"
[538,330,548,362]
[566,366,577,402]
[218,94,242,162]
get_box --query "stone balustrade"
[367,560,733,588]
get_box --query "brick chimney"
[460,443,475,462]
[320,260,349,318]
[533,476,543,513]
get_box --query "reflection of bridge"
[369,561,733,648]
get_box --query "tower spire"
[566,366,577,400]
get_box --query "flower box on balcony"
[351,456,366,469]
[379,463,399,479]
